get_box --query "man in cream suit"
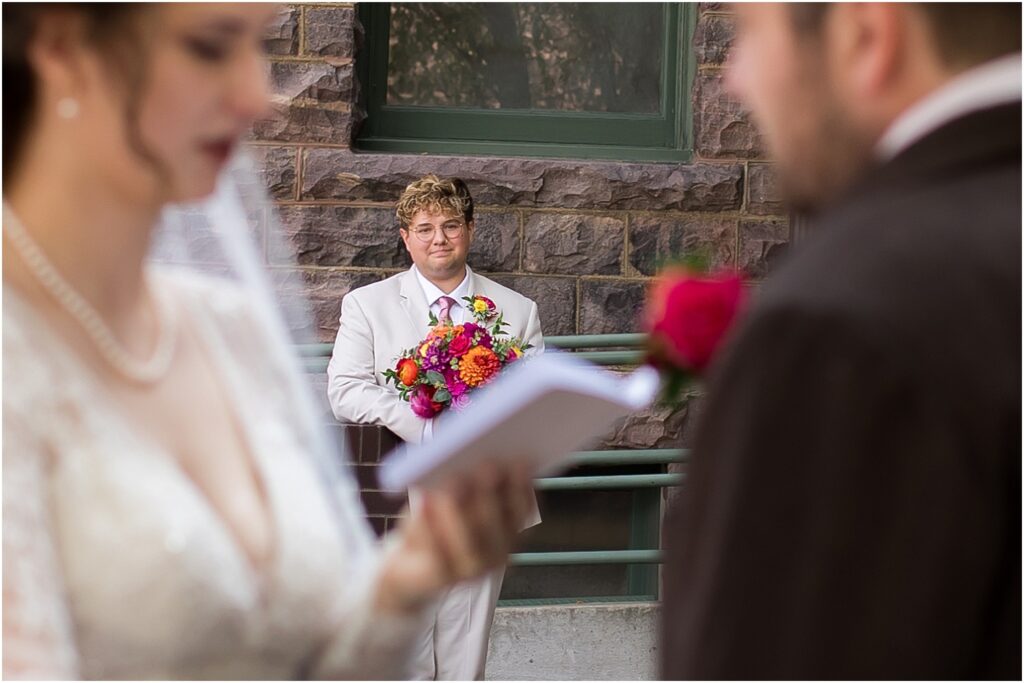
[327,175,542,680]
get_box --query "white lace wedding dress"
[2,271,425,680]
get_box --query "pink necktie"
[436,296,456,323]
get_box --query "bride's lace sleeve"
[3,414,80,680]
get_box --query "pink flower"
[451,393,472,411]
[450,378,469,397]
[410,385,443,418]
[448,332,472,357]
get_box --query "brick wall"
[248,2,785,533]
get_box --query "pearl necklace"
[2,202,178,384]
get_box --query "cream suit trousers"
[406,487,506,680]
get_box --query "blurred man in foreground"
[662,4,1020,678]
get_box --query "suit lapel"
[399,268,433,339]
[465,266,480,302]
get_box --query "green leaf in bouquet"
[433,388,451,403]
[428,311,439,326]
[425,370,446,386]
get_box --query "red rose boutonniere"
[644,263,747,402]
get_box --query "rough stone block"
[523,214,625,276]
[693,13,735,66]
[693,71,765,159]
[489,275,578,336]
[269,61,354,104]
[274,269,386,341]
[579,279,647,334]
[600,402,690,450]
[262,6,299,56]
[253,103,357,145]
[738,219,790,279]
[252,61,357,144]
[275,206,409,268]
[468,212,520,273]
[628,216,736,276]
[700,2,726,12]
[152,205,263,267]
[301,149,744,212]
[747,162,786,215]
[245,145,297,200]
[304,6,362,59]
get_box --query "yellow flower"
[473,299,488,314]
[419,342,431,357]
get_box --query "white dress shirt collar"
[876,53,1021,161]
[412,265,473,320]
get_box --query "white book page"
[379,351,660,493]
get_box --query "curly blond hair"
[395,175,474,228]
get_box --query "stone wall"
[248,3,785,536]
[249,2,788,343]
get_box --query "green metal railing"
[298,332,650,373]
[310,333,685,595]
[510,549,664,566]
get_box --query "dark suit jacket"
[661,103,1022,679]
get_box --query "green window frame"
[355,3,697,162]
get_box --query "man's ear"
[465,220,475,242]
[399,227,412,253]
[826,3,904,103]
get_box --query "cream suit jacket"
[327,266,545,444]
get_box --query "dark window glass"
[386,3,664,114]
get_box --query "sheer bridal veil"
[150,150,375,563]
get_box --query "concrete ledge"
[486,602,659,680]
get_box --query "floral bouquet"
[384,295,531,418]
[643,260,747,403]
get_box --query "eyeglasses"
[405,221,467,243]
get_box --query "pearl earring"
[57,97,80,120]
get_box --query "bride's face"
[67,4,278,203]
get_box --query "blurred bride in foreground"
[2,4,534,679]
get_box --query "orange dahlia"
[458,346,500,387]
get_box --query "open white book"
[379,350,661,493]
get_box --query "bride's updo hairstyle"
[2,3,147,179]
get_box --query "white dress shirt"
[413,265,473,325]
[876,53,1021,161]
[411,265,474,441]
